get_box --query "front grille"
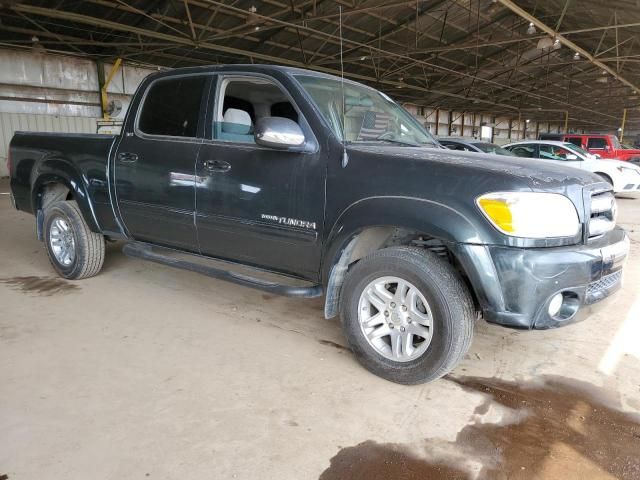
[585,270,623,304]
[588,191,616,238]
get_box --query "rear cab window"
[587,137,607,149]
[565,137,583,148]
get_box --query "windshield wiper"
[376,138,421,147]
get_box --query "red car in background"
[539,133,640,164]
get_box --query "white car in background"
[503,140,640,196]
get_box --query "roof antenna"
[339,5,349,168]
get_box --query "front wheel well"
[595,172,613,186]
[324,227,479,319]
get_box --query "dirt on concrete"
[0,276,80,296]
[320,375,640,480]
[319,440,469,480]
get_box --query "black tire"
[43,200,105,280]
[339,247,475,385]
[596,173,613,186]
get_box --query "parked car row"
[539,133,640,164]
[503,141,640,196]
[439,137,640,196]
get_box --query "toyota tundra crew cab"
[8,65,630,384]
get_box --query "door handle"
[118,152,138,163]
[203,160,231,173]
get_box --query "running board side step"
[122,242,323,298]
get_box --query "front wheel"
[43,200,105,280]
[339,247,475,384]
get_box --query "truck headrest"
[222,108,252,134]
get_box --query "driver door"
[194,74,325,279]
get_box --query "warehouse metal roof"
[1,1,639,130]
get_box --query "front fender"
[321,196,492,283]
[31,157,101,233]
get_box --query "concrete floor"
[1,177,639,480]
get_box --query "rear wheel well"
[35,183,74,241]
[37,182,73,211]
[324,227,480,318]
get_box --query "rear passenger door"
[114,74,210,252]
[194,74,325,280]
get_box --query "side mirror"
[565,154,578,160]
[255,117,305,149]
[604,144,611,151]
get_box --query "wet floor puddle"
[320,376,640,480]
[0,276,80,296]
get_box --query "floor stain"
[318,339,350,352]
[319,376,640,480]
[319,440,469,480]
[450,376,640,479]
[0,276,79,296]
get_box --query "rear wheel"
[43,200,105,280]
[339,247,475,384]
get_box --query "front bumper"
[616,181,640,196]
[454,227,629,329]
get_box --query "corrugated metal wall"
[0,112,97,177]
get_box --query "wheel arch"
[321,197,488,319]
[594,171,615,189]
[31,158,101,238]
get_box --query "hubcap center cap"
[390,305,404,325]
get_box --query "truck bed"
[9,131,120,233]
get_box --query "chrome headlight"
[476,192,580,238]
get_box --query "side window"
[587,137,607,149]
[444,143,466,151]
[566,137,582,147]
[539,145,572,160]
[510,145,536,158]
[214,77,300,144]
[138,76,206,137]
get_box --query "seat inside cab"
[215,78,299,143]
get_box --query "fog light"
[548,293,564,317]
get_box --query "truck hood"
[347,144,603,190]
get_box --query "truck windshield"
[296,75,438,147]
